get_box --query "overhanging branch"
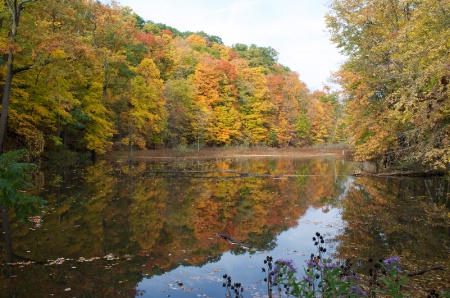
[12,65,32,75]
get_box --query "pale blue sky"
[109,0,343,91]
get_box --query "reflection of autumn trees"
[5,159,448,296]
[292,159,350,209]
[12,160,124,260]
[0,257,144,297]
[3,158,353,295]
[335,177,450,293]
[128,178,167,251]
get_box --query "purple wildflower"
[302,276,313,284]
[285,259,298,273]
[350,285,367,297]
[275,259,298,273]
[383,256,402,273]
[324,263,337,269]
[344,274,360,281]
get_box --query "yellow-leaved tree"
[327,0,450,169]
[125,58,167,149]
[82,83,115,155]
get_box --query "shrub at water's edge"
[0,149,46,222]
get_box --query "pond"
[0,155,449,297]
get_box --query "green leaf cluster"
[0,149,45,222]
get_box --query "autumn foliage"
[326,0,450,169]
[0,0,343,156]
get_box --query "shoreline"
[106,147,352,161]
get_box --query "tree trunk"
[0,0,32,153]
[0,49,14,154]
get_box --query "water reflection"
[335,176,450,295]
[0,157,448,297]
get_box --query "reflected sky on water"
[137,207,343,297]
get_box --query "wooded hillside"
[0,0,345,158]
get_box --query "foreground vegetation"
[224,232,449,298]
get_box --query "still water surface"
[0,156,448,297]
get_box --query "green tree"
[232,44,279,68]
[0,149,44,221]
[164,78,195,146]
[0,149,45,262]
[295,110,311,145]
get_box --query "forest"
[0,0,345,159]
[0,0,448,170]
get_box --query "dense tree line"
[326,0,450,169]
[0,0,344,157]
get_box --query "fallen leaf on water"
[208,269,221,274]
